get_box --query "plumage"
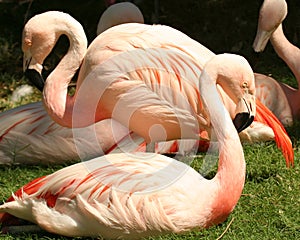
[0,53,251,239]
[0,5,201,165]
[0,6,293,166]
[253,0,300,126]
[0,102,127,164]
[0,101,203,164]
[23,11,294,166]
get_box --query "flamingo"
[253,0,300,126]
[0,101,128,164]
[0,5,293,166]
[23,12,253,142]
[0,101,203,164]
[96,2,144,35]
[23,11,293,166]
[0,53,252,238]
[0,5,203,165]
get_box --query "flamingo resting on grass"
[0,101,202,164]
[253,0,300,126]
[23,11,294,166]
[0,53,252,238]
[0,5,218,164]
[0,102,129,164]
[0,5,293,165]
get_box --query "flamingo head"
[253,0,287,52]
[22,11,87,93]
[22,12,62,91]
[206,54,256,133]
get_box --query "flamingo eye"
[242,82,249,94]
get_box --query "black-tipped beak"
[24,69,45,92]
[233,113,254,132]
[233,94,256,133]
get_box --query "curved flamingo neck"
[43,19,87,127]
[270,24,300,119]
[279,82,300,119]
[199,67,246,226]
[271,24,300,89]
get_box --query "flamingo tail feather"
[255,100,294,167]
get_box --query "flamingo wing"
[0,153,206,238]
[0,102,201,164]
[0,102,76,164]
[254,73,293,126]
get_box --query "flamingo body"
[254,73,292,126]
[0,53,249,238]
[0,153,229,238]
[0,102,202,165]
[0,153,215,238]
[0,102,129,164]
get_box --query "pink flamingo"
[0,53,252,238]
[0,101,202,164]
[21,11,293,166]
[253,0,299,126]
[0,7,293,166]
[0,5,203,165]
[0,101,129,164]
[0,3,203,164]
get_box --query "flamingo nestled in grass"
[0,53,253,238]
[23,11,294,166]
[0,101,203,164]
[253,0,300,126]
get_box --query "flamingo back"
[0,153,211,239]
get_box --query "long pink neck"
[270,24,300,118]
[200,70,246,226]
[208,124,245,227]
[270,24,300,88]
[43,23,87,127]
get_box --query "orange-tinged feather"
[255,99,294,167]
[11,176,47,200]
[0,176,48,226]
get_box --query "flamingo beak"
[252,29,272,52]
[233,93,256,132]
[23,52,45,92]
